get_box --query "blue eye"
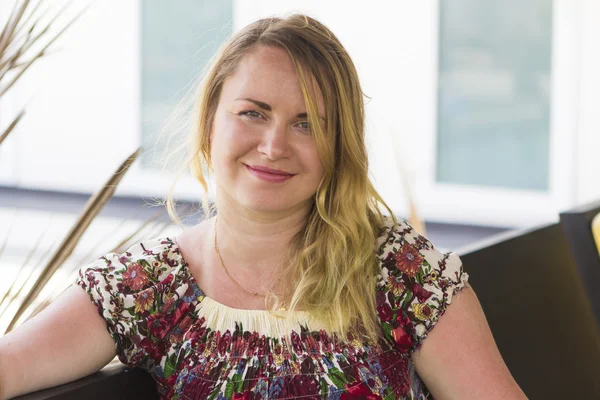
[239,110,262,119]
[296,121,311,132]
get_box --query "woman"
[0,14,526,399]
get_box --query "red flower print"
[122,262,149,291]
[391,325,413,353]
[378,351,411,397]
[147,315,170,339]
[391,312,414,353]
[290,331,303,354]
[289,374,320,398]
[170,317,194,344]
[136,336,163,363]
[342,381,381,399]
[376,290,386,304]
[246,332,259,357]
[166,300,192,327]
[217,330,231,355]
[230,336,246,358]
[410,282,433,302]
[184,366,217,399]
[233,391,257,400]
[257,335,269,358]
[85,272,100,289]
[377,302,393,322]
[393,245,423,277]
[186,324,207,343]
[319,329,333,353]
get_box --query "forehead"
[220,45,325,113]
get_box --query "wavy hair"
[164,13,397,345]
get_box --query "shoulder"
[73,236,202,368]
[375,215,469,354]
[375,215,462,281]
[76,237,184,295]
[73,236,194,335]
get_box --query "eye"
[295,121,311,133]
[239,110,263,119]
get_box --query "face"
[209,45,326,215]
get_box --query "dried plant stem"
[0,109,24,146]
[4,148,141,333]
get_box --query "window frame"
[410,0,579,228]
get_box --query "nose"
[257,123,292,160]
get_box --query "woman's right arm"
[0,285,117,400]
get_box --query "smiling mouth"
[244,164,296,182]
[245,164,294,176]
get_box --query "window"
[140,0,232,170]
[436,0,553,191]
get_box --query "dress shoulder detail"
[375,215,470,355]
[74,237,195,368]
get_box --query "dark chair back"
[13,363,158,400]
[457,222,600,399]
[560,199,600,326]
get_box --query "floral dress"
[75,216,469,399]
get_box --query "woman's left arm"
[412,285,528,400]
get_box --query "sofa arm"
[11,363,158,400]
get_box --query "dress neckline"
[170,235,307,316]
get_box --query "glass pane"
[436,0,552,191]
[141,0,232,170]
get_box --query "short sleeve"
[376,217,469,355]
[74,237,180,368]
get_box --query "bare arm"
[412,285,527,400]
[0,285,117,399]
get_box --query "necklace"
[213,216,287,311]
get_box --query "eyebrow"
[236,97,325,121]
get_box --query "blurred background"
[1,0,600,331]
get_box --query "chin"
[241,198,289,213]
[239,195,312,215]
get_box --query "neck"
[209,192,312,276]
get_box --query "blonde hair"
[164,14,397,345]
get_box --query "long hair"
[165,14,397,345]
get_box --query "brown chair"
[457,221,600,399]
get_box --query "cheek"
[303,143,324,177]
[212,116,257,161]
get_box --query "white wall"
[7,0,140,193]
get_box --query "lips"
[244,164,295,183]
[246,164,294,176]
